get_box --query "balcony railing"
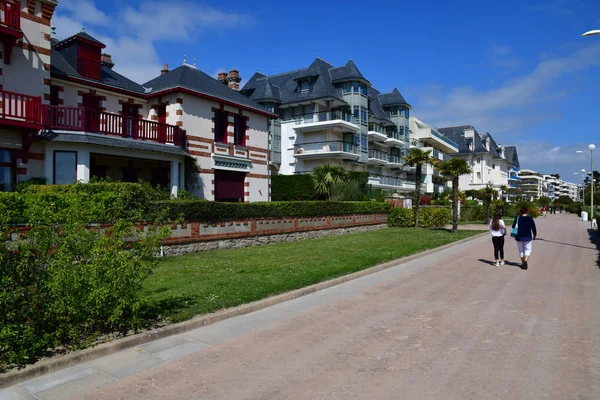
[430,129,458,148]
[368,149,388,162]
[0,89,43,125]
[0,1,20,31]
[293,141,359,158]
[294,110,359,125]
[43,106,185,147]
[388,154,402,164]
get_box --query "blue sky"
[52,0,600,182]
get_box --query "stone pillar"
[170,159,179,198]
[77,149,90,183]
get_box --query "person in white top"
[489,212,506,267]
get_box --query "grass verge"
[143,228,483,323]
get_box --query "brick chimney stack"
[161,64,169,75]
[227,69,241,90]
[218,72,228,86]
[100,53,114,69]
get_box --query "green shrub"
[388,208,413,227]
[271,174,316,201]
[419,207,451,228]
[388,207,450,228]
[0,209,168,370]
[149,200,391,221]
[14,177,46,193]
[329,180,365,201]
[1,182,172,224]
[460,204,485,222]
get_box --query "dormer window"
[299,79,310,93]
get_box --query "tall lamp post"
[577,144,596,226]
[581,169,586,206]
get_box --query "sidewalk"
[2,213,599,399]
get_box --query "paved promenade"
[2,214,599,399]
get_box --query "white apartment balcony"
[412,128,459,154]
[293,141,360,161]
[388,154,403,168]
[386,131,406,148]
[368,149,388,165]
[368,175,416,192]
[368,124,387,142]
[421,146,450,162]
[292,111,360,134]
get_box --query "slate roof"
[329,60,369,84]
[250,78,282,104]
[379,88,411,109]
[241,58,410,114]
[143,65,274,115]
[51,34,146,94]
[438,125,487,154]
[505,146,520,168]
[54,31,106,49]
[241,58,343,106]
[37,132,188,156]
[367,87,392,123]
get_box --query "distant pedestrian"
[511,207,537,270]
[560,206,564,214]
[489,212,506,267]
[542,206,547,218]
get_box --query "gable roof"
[329,60,369,84]
[51,35,146,95]
[505,146,520,168]
[54,31,106,49]
[438,125,487,154]
[368,87,392,123]
[143,65,276,116]
[379,88,411,109]
[240,58,344,106]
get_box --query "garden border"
[0,230,487,389]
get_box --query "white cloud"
[409,43,600,134]
[487,43,522,70]
[52,0,255,83]
[516,141,593,181]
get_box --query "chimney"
[161,64,169,75]
[100,53,114,69]
[227,69,241,90]
[218,72,228,85]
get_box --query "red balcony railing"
[43,106,186,148]
[0,1,20,31]
[0,89,43,125]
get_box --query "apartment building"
[408,117,458,194]
[240,58,416,193]
[556,180,580,201]
[0,0,275,201]
[505,146,520,189]
[518,169,547,200]
[437,125,510,193]
[543,175,559,200]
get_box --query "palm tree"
[311,164,348,200]
[479,185,498,224]
[438,158,472,233]
[499,185,508,203]
[402,147,435,228]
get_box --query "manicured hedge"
[149,200,391,221]
[271,175,316,201]
[271,172,370,201]
[1,182,171,224]
[388,207,451,228]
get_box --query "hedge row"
[271,172,370,201]
[388,208,451,228]
[149,200,391,221]
[1,182,172,224]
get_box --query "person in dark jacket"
[512,207,537,270]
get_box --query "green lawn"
[143,228,483,323]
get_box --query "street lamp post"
[581,169,586,206]
[577,144,596,226]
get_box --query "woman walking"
[489,212,506,267]
[511,207,537,270]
